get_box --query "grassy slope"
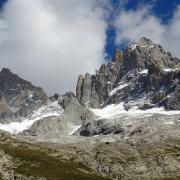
[1,131,180,179]
[0,132,110,180]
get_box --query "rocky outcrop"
[164,85,180,110]
[76,37,180,110]
[123,37,176,72]
[0,68,47,123]
[59,92,94,124]
[0,97,14,123]
[76,49,123,108]
[22,92,95,137]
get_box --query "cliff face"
[76,49,123,108]
[0,68,47,123]
[76,37,180,110]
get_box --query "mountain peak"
[0,68,48,123]
[76,37,180,109]
[137,37,153,46]
[1,68,11,74]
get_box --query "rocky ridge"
[76,37,180,110]
[0,68,47,123]
[76,48,123,108]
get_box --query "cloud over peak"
[0,0,109,94]
[114,5,180,57]
[0,0,179,95]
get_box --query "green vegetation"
[0,133,110,180]
[1,131,180,180]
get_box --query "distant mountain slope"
[0,68,47,123]
[0,37,179,136]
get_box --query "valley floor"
[0,131,110,180]
[1,104,180,180]
[1,130,180,180]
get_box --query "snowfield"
[1,100,180,135]
[0,101,64,134]
[90,102,180,120]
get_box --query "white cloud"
[114,5,180,58]
[0,0,109,95]
[162,6,180,56]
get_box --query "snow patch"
[163,68,179,72]
[32,101,63,118]
[141,45,154,49]
[109,83,128,96]
[130,43,137,50]
[124,122,133,126]
[0,101,64,134]
[164,121,175,125]
[125,93,151,109]
[90,102,180,121]
[139,69,148,74]
[9,95,18,104]
[85,100,90,108]
[28,94,34,99]
[163,68,173,72]
[149,45,154,48]
[68,125,82,135]
[107,81,112,85]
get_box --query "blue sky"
[1,0,179,59]
[105,0,180,58]
[0,0,6,8]
[0,0,179,94]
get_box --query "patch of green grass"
[1,143,110,180]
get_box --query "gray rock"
[165,86,180,110]
[23,92,95,137]
[76,49,123,108]
[76,37,180,110]
[0,68,47,123]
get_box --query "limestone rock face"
[0,68,47,123]
[76,37,180,110]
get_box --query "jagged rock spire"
[137,37,153,46]
[76,48,123,108]
[76,75,84,100]
[123,36,177,72]
[76,37,180,110]
[112,48,123,62]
